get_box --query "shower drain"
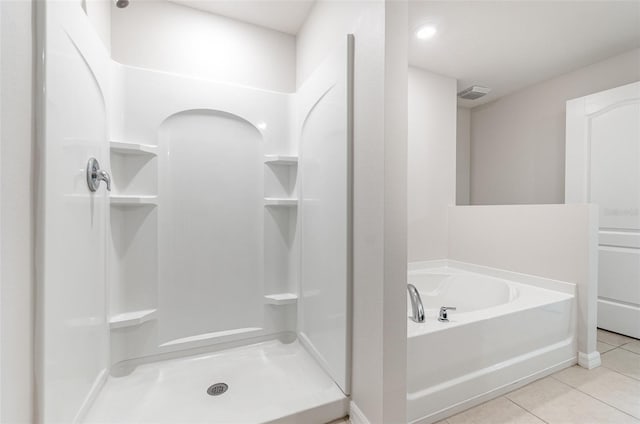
[207,383,229,396]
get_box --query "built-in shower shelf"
[264,155,298,165]
[264,293,298,306]
[110,141,158,156]
[264,198,297,207]
[109,309,157,329]
[110,195,158,206]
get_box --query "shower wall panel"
[296,36,353,394]
[36,2,112,422]
[158,110,263,342]
[109,65,295,365]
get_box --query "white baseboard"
[598,299,640,339]
[578,351,601,369]
[349,401,370,424]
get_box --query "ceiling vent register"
[457,85,491,100]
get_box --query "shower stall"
[35,1,353,422]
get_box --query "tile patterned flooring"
[439,330,640,424]
[439,329,640,424]
[330,329,640,424]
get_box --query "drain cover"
[207,383,228,396]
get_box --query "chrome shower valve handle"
[86,157,112,192]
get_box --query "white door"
[36,2,111,422]
[566,81,640,338]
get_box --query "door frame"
[565,80,640,339]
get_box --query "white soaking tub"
[407,261,577,424]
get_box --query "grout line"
[597,329,640,347]
[548,359,640,421]
[504,396,550,424]
[599,347,640,382]
[597,341,617,353]
[597,338,625,347]
[573,386,640,421]
[620,343,640,356]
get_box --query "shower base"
[84,339,348,423]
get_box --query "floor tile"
[325,419,349,424]
[598,329,636,347]
[602,348,640,380]
[553,365,640,418]
[505,376,639,424]
[622,340,640,355]
[447,396,544,424]
[598,341,617,354]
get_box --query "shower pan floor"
[84,339,347,423]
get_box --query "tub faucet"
[438,306,457,322]
[407,284,425,323]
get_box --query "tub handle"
[438,306,456,322]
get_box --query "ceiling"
[409,1,640,107]
[167,1,639,108]
[169,0,315,34]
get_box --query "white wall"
[470,48,640,205]
[382,3,408,421]
[111,0,296,92]
[407,67,457,262]
[297,1,408,422]
[84,0,111,52]
[296,1,365,88]
[448,204,599,363]
[0,1,34,422]
[456,107,470,205]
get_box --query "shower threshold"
[84,339,348,423]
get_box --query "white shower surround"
[406,261,577,424]
[37,1,352,422]
[109,63,296,365]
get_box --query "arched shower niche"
[107,64,299,366]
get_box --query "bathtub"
[407,261,577,424]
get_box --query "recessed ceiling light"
[415,24,437,40]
